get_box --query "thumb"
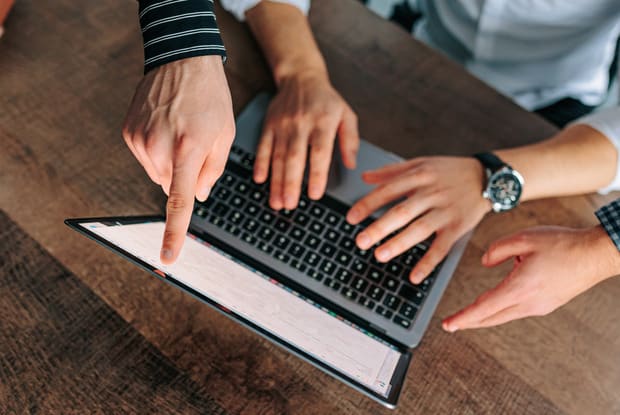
[482,231,535,267]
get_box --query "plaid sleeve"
[595,198,620,251]
[139,0,226,74]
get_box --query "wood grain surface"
[0,0,619,414]
[0,210,226,414]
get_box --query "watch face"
[488,170,523,210]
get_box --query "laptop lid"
[65,216,412,408]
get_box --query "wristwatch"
[473,152,524,212]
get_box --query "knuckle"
[391,203,411,221]
[166,192,189,212]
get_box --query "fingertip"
[308,184,324,200]
[442,319,458,333]
[409,270,424,285]
[160,247,176,265]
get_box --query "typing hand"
[442,225,620,331]
[346,157,490,283]
[122,56,235,264]
[253,71,359,210]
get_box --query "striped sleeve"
[595,198,620,252]
[139,0,226,74]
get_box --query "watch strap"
[473,152,508,173]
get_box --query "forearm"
[245,1,327,86]
[495,124,618,201]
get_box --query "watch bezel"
[483,166,524,212]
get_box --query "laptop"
[66,93,470,408]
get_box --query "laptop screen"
[72,218,408,403]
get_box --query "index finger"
[160,149,204,264]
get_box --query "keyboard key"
[309,221,325,235]
[293,212,310,227]
[214,187,231,201]
[339,221,354,233]
[213,202,228,216]
[290,259,307,273]
[335,251,352,266]
[341,287,358,301]
[334,268,352,284]
[221,173,235,187]
[351,259,367,274]
[324,229,339,243]
[195,206,208,218]
[250,190,264,203]
[228,211,244,225]
[367,267,382,283]
[243,219,259,233]
[358,296,376,310]
[319,243,337,258]
[320,259,336,276]
[281,209,295,218]
[310,205,325,219]
[274,235,290,250]
[304,235,321,249]
[368,285,385,301]
[274,250,290,264]
[241,232,257,245]
[241,154,255,169]
[230,195,245,208]
[401,253,416,267]
[303,251,321,267]
[340,237,355,251]
[223,223,241,236]
[229,145,244,156]
[351,276,368,293]
[275,218,290,232]
[383,294,401,311]
[290,226,305,241]
[307,268,322,281]
[235,182,249,194]
[415,277,434,292]
[399,284,425,305]
[386,262,403,276]
[325,212,340,226]
[375,306,393,319]
[399,302,417,319]
[258,227,275,242]
[382,276,399,291]
[246,203,260,216]
[288,243,305,258]
[260,211,275,224]
[256,242,274,254]
[393,315,411,329]
[298,197,309,210]
[209,215,225,227]
[354,247,371,260]
[324,278,341,291]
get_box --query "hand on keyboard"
[346,156,491,284]
[252,71,359,210]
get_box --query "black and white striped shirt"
[138,0,226,73]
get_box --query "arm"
[123,0,235,264]
[235,1,360,210]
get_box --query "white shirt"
[220,0,620,193]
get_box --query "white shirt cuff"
[573,106,620,194]
[220,0,310,21]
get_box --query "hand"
[442,225,620,331]
[122,56,235,264]
[253,71,359,210]
[346,157,490,283]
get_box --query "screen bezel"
[65,215,411,408]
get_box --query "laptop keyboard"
[193,145,437,330]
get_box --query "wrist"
[586,225,620,282]
[273,60,329,89]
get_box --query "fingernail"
[308,185,321,200]
[376,248,391,262]
[347,209,359,223]
[443,321,458,333]
[197,186,211,202]
[410,272,423,284]
[161,248,173,260]
[357,233,370,248]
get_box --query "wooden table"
[1,0,618,413]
